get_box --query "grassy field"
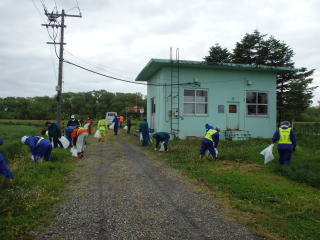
[126,128,320,240]
[0,123,77,240]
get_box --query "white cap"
[71,115,75,118]
[21,136,28,144]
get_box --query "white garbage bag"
[260,144,274,164]
[123,125,128,130]
[94,130,100,139]
[109,123,115,129]
[59,136,70,149]
[215,148,218,158]
[71,147,78,157]
[140,133,143,142]
[159,142,165,152]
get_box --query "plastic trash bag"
[159,142,165,152]
[59,136,69,149]
[260,144,274,164]
[109,123,115,130]
[123,125,128,130]
[71,147,78,157]
[94,130,100,139]
[149,133,153,143]
[206,148,218,158]
[83,123,90,129]
[140,133,143,142]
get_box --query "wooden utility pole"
[42,10,81,125]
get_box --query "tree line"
[0,90,146,120]
[204,30,317,122]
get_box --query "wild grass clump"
[0,123,77,240]
[134,134,320,239]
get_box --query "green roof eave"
[135,58,296,81]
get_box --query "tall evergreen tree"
[204,43,231,63]
[230,30,315,122]
[231,30,267,65]
[278,68,317,122]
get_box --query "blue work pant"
[199,139,216,157]
[278,149,292,165]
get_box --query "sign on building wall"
[218,104,225,113]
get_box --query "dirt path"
[35,135,261,240]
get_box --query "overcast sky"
[0,0,319,105]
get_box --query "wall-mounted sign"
[218,105,224,113]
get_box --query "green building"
[136,59,294,140]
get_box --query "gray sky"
[0,0,319,105]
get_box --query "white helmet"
[71,115,75,119]
[21,136,28,144]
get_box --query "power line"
[53,0,58,12]
[74,0,81,15]
[64,49,137,79]
[63,60,200,87]
[31,0,46,22]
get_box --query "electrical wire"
[63,60,199,87]
[39,0,48,13]
[64,49,137,79]
[74,0,81,15]
[31,0,47,22]
[53,0,58,12]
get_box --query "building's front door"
[226,102,239,130]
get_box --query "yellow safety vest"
[278,128,292,144]
[205,129,217,142]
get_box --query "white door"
[226,102,240,130]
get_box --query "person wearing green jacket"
[97,117,107,142]
[45,121,63,148]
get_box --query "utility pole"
[42,9,81,125]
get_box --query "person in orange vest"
[85,117,93,134]
[119,115,124,128]
[272,121,297,165]
[71,127,89,159]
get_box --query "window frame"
[246,91,269,117]
[183,89,208,116]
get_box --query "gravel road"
[35,135,262,240]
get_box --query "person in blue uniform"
[139,118,150,146]
[153,132,170,151]
[272,121,297,165]
[21,136,52,162]
[112,115,119,135]
[199,124,220,160]
[65,125,76,147]
[0,137,14,184]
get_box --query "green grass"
[128,132,320,240]
[0,123,77,240]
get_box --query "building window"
[229,105,237,113]
[151,97,156,114]
[184,89,208,115]
[246,91,268,116]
